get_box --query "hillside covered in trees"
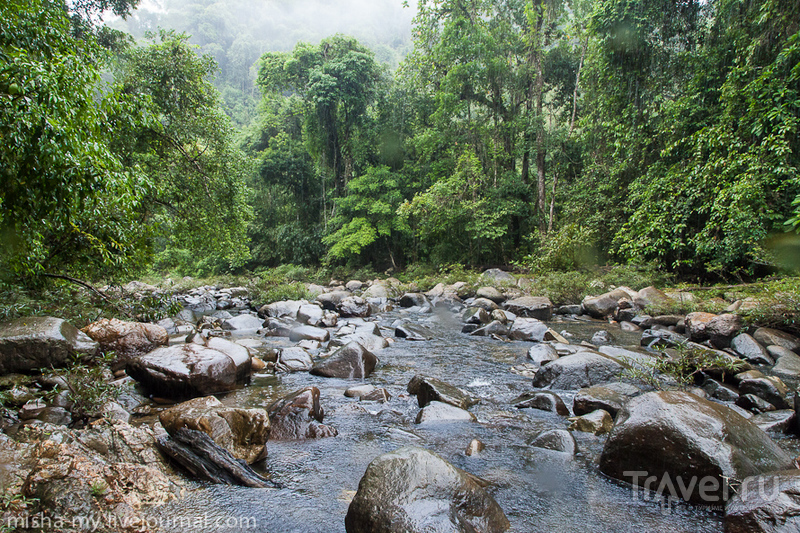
[2,0,799,288]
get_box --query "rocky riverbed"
[1,272,799,532]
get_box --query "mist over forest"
[110,0,416,125]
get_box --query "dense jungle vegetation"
[1,0,799,291]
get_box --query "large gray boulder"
[581,289,634,318]
[0,317,98,374]
[345,446,510,533]
[532,351,627,389]
[276,347,313,373]
[503,297,553,321]
[599,391,795,504]
[126,340,250,398]
[572,382,641,418]
[407,375,479,409]
[725,470,800,533]
[310,341,377,379]
[508,318,549,341]
[267,387,337,440]
[753,328,800,353]
[159,396,269,464]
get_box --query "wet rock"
[685,312,743,348]
[590,330,614,346]
[19,399,47,420]
[739,377,789,409]
[159,396,269,463]
[101,401,131,423]
[753,328,800,353]
[461,324,480,334]
[702,378,740,402]
[261,317,292,337]
[470,297,500,311]
[361,389,391,403]
[465,439,485,456]
[0,317,98,374]
[345,384,376,398]
[771,347,800,378]
[317,291,351,311]
[491,309,511,324]
[81,318,168,361]
[633,286,673,310]
[338,330,389,353]
[508,318,549,342]
[620,321,640,332]
[339,296,371,318]
[289,325,330,343]
[581,289,633,319]
[599,391,795,504]
[503,296,553,321]
[512,391,569,416]
[730,333,773,366]
[529,429,577,455]
[526,344,559,367]
[725,470,800,533]
[126,341,250,398]
[32,406,72,426]
[532,351,627,389]
[399,293,429,308]
[276,347,313,373]
[544,329,570,344]
[734,369,766,382]
[267,387,337,440]
[573,382,641,418]
[221,314,263,332]
[557,304,582,315]
[297,304,325,326]
[310,341,377,379]
[416,401,476,423]
[260,300,303,319]
[156,428,273,488]
[21,420,183,528]
[345,446,510,533]
[407,375,479,410]
[751,410,795,434]
[736,394,777,414]
[641,329,688,349]
[569,409,613,434]
[470,320,509,337]
[463,307,491,325]
[395,322,433,341]
[481,269,515,284]
[476,287,505,304]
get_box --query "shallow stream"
[147,309,734,532]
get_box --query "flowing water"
[147,309,730,532]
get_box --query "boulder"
[310,342,377,379]
[465,439,485,456]
[346,280,363,292]
[297,304,325,326]
[530,429,577,455]
[395,322,433,341]
[569,409,613,434]
[344,384,376,398]
[751,410,796,434]
[344,446,510,533]
[526,344,559,367]
[725,470,800,533]
[753,328,800,353]
[633,286,673,309]
[126,342,250,398]
[276,347,313,373]
[599,391,795,504]
[0,317,98,374]
[685,312,743,348]
[470,298,500,311]
[415,401,476,423]
[503,297,553,321]
[267,387,337,440]
[532,351,627,389]
[736,394,776,414]
[573,382,641,418]
[508,318,549,342]
[159,396,269,463]
[81,318,168,360]
[476,287,505,304]
[591,330,614,346]
[317,291,351,311]
[338,296,370,318]
[470,320,509,337]
[581,289,632,318]
[730,333,773,366]
[771,348,800,378]
[463,307,491,325]
[739,377,789,410]
[260,300,303,319]
[399,293,428,308]
[407,375,479,410]
[481,268,515,283]
[289,325,330,343]
[512,391,569,416]
[220,314,263,332]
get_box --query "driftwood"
[156,428,277,488]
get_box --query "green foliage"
[0,0,151,283]
[516,224,599,273]
[45,353,121,422]
[624,346,747,390]
[736,277,800,335]
[528,271,592,305]
[89,480,109,498]
[249,267,312,305]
